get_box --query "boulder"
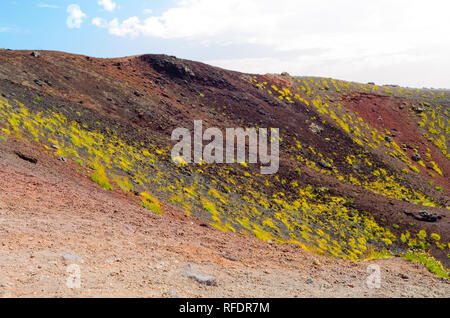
[15,151,38,164]
[318,160,333,170]
[412,153,422,162]
[309,123,324,134]
[403,210,441,223]
[182,264,217,286]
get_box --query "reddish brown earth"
[344,92,450,190]
[0,136,448,297]
[0,50,449,297]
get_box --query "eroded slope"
[0,50,448,268]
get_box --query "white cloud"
[91,0,450,88]
[143,9,153,14]
[92,17,107,28]
[66,4,87,29]
[207,52,446,89]
[38,3,59,9]
[98,0,116,12]
[108,17,141,37]
[93,16,141,38]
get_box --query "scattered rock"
[411,153,422,162]
[58,156,67,162]
[51,144,59,149]
[167,290,180,298]
[34,79,43,86]
[30,51,40,58]
[142,55,195,79]
[318,160,332,170]
[257,109,267,116]
[418,211,441,223]
[281,72,290,77]
[15,152,38,164]
[313,259,321,267]
[309,123,324,134]
[413,106,424,114]
[62,254,82,262]
[182,264,217,286]
[221,253,240,262]
[306,278,313,284]
[404,210,440,223]
[385,136,393,143]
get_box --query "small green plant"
[403,250,449,279]
[0,136,6,142]
[430,233,441,241]
[436,187,443,192]
[113,175,133,192]
[140,192,162,215]
[365,247,394,260]
[417,229,427,240]
[90,164,113,190]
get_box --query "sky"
[1,0,449,88]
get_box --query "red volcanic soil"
[0,50,449,293]
[343,92,449,190]
[0,133,448,297]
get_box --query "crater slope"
[0,50,448,273]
